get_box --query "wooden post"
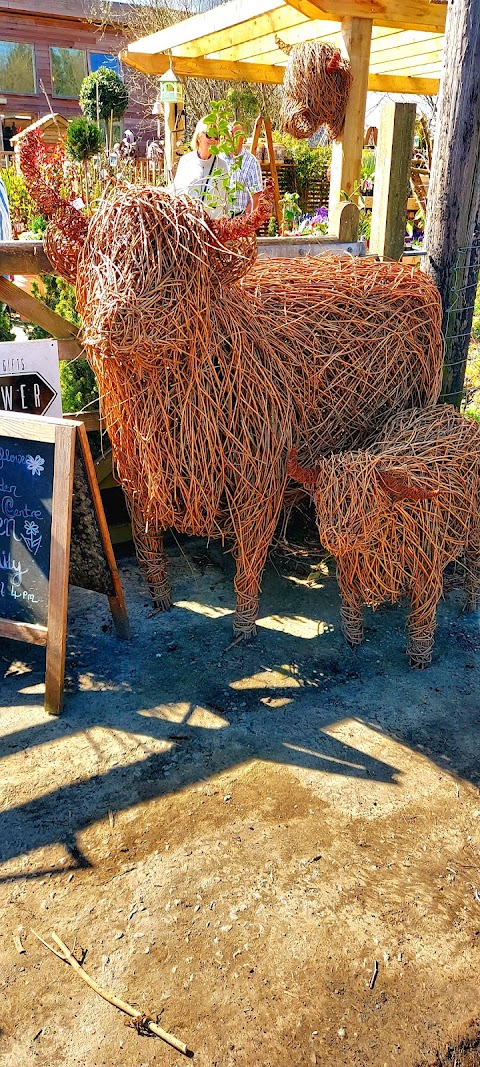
[369,101,416,261]
[422,0,480,407]
[328,16,372,238]
[164,101,177,181]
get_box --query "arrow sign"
[0,371,57,415]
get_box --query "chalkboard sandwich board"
[0,411,129,715]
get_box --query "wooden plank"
[44,420,77,715]
[329,16,373,227]
[0,411,58,442]
[57,338,83,361]
[369,101,417,261]
[0,277,78,338]
[263,117,282,228]
[213,18,338,61]
[179,5,310,58]
[122,49,286,83]
[76,422,130,640]
[368,74,440,93]
[284,0,446,32]
[122,47,441,92]
[0,240,52,275]
[64,410,101,432]
[0,620,48,645]
[126,0,285,54]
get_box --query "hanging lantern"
[157,68,185,106]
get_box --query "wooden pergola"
[121,0,446,234]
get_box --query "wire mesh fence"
[442,232,480,413]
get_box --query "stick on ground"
[31,929,190,1056]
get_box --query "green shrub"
[267,216,278,236]
[23,276,99,415]
[66,116,103,162]
[1,168,34,229]
[80,66,128,122]
[0,303,14,342]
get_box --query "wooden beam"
[122,49,286,83]
[368,74,439,93]
[125,0,285,55]
[284,0,446,32]
[123,47,440,93]
[178,5,310,58]
[329,16,373,225]
[0,277,80,339]
[0,240,52,275]
[212,18,338,61]
[122,0,446,67]
[369,101,416,260]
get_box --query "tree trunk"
[421,0,480,407]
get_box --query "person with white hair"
[0,175,12,241]
[171,117,229,219]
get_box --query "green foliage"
[202,99,244,211]
[0,168,34,228]
[224,86,261,132]
[267,216,278,236]
[66,116,103,162]
[270,133,331,194]
[464,279,480,421]
[28,213,48,237]
[0,304,14,342]
[281,191,301,231]
[80,66,129,122]
[22,276,98,414]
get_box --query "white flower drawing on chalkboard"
[25,454,45,476]
[22,520,42,556]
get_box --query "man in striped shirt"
[222,123,264,217]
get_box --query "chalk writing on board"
[0,436,54,626]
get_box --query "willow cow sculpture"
[21,131,443,637]
[289,406,480,667]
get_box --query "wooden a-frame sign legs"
[0,412,129,715]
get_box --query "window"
[89,52,121,77]
[50,47,87,98]
[0,42,36,95]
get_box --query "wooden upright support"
[328,16,372,237]
[369,101,417,261]
[251,114,281,227]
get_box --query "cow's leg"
[464,531,480,612]
[129,501,172,610]
[336,569,364,646]
[406,579,441,668]
[231,506,281,639]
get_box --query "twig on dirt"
[31,929,189,1056]
[369,960,379,990]
[14,934,26,954]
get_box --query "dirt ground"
[0,536,479,1067]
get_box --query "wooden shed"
[12,113,69,156]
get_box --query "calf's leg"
[129,500,172,610]
[336,567,364,645]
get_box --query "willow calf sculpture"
[21,131,443,637]
[289,406,480,667]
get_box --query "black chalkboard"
[0,436,54,627]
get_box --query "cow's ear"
[287,447,320,488]
[376,466,439,502]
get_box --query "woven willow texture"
[21,133,444,635]
[289,406,480,666]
